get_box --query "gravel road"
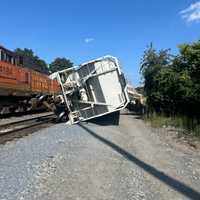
[0,110,200,200]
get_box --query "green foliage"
[145,113,200,137]
[140,40,200,116]
[140,40,200,136]
[135,86,145,95]
[49,57,73,73]
[140,44,173,112]
[15,48,34,57]
[15,48,49,74]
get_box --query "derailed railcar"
[50,56,129,124]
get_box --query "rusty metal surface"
[0,61,60,96]
[0,61,31,94]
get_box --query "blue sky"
[0,0,200,86]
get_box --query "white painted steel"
[50,56,129,124]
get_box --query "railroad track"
[0,113,56,136]
[0,109,47,119]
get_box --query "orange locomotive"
[0,45,60,114]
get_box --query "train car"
[50,79,60,95]
[126,84,145,113]
[50,56,129,124]
[0,45,61,114]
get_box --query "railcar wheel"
[1,107,10,114]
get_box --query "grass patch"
[145,113,200,137]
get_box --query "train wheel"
[9,106,16,113]
[1,107,10,114]
[15,106,25,113]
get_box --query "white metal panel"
[51,56,129,124]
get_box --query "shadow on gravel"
[88,111,120,126]
[79,123,200,200]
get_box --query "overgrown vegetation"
[140,40,200,137]
[144,113,200,137]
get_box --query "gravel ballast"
[0,110,200,200]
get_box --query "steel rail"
[0,113,55,136]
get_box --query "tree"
[140,40,200,117]
[135,86,145,96]
[15,48,49,74]
[173,40,200,116]
[177,41,200,80]
[140,44,172,112]
[15,48,34,57]
[49,58,73,73]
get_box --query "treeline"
[140,40,200,119]
[15,48,73,74]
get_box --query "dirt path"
[0,110,200,200]
[117,111,200,199]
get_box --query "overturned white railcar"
[50,56,129,124]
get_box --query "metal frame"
[53,56,129,124]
